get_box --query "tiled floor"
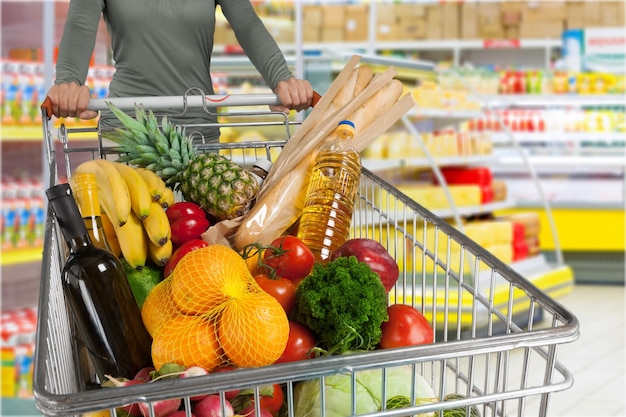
[544,284,625,417]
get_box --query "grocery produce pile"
[75,56,478,417]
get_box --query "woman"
[46,0,313,141]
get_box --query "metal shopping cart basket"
[34,93,579,417]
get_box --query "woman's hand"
[45,82,98,119]
[271,78,314,113]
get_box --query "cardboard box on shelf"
[377,23,399,41]
[303,5,323,29]
[583,0,602,27]
[461,3,479,39]
[441,3,460,39]
[376,4,397,24]
[500,1,524,26]
[303,28,320,43]
[478,2,504,39]
[344,5,368,42]
[522,1,567,22]
[520,21,565,39]
[320,27,344,42]
[399,17,427,40]
[394,3,426,19]
[566,1,585,30]
[321,4,345,28]
[600,1,625,26]
[505,26,520,40]
[425,5,443,40]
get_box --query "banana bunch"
[74,159,175,269]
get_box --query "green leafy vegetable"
[293,361,437,417]
[443,394,481,417]
[292,256,388,353]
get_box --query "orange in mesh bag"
[141,244,289,370]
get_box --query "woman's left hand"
[271,78,314,113]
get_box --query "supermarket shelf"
[491,132,626,144]
[482,94,626,108]
[2,126,98,142]
[432,199,517,219]
[392,255,574,328]
[1,126,45,142]
[409,108,484,120]
[363,155,495,171]
[494,155,626,168]
[1,248,44,266]
[288,39,563,53]
[495,207,625,252]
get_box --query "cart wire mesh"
[34,96,579,417]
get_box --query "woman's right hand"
[45,82,98,119]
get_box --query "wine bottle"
[46,183,152,389]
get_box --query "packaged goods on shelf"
[1,306,37,398]
[436,166,494,204]
[361,129,492,160]
[439,68,625,96]
[1,177,45,252]
[464,109,624,134]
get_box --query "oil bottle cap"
[336,120,355,138]
[252,157,273,175]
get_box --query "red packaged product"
[438,167,493,186]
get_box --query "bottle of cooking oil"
[297,120,360,263]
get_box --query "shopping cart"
[34,92,579,417]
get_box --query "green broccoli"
[292,256,389,354]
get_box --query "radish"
[104,375,145,416]
[192,395,234,417]
[237,405,273,417]
[179,366,210,401]
[134,366,156,382]
[164,411,196,417]
[138,397,181,417]
[212,366,240,400]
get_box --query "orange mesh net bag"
[141,244,289,370]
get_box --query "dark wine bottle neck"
[46,183,94,250]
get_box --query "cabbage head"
[293,364,437,417]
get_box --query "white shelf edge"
[482,94,626,107]
[409,108,484,120]
[493,155,626,167]
[490,132,626,144]
[363,155,495,171]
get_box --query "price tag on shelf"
[483,39,521,49]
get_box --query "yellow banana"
[135,167,168,202]
[75,159,131,227]
[158,187,176,209]
[100,213,122,257]
[148,238,173,266]
[141,201,171,247]
[112,162,152,219]
[113,211,148,269]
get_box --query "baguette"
[233,156,313,250]
[234,62,411,250]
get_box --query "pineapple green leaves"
[102,101,260,221]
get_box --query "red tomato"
[275,321,317,364]
[263,236,314,284]
[165,201,207,224]
[170,215,210,246]
[379,304,433,349]
[163,239,209,278]
[254,274,296,313]
[255,384,284,417]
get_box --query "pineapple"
[103,102,259,221]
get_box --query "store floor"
[541,283,625,417]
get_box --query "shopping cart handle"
[42,91,321,118]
